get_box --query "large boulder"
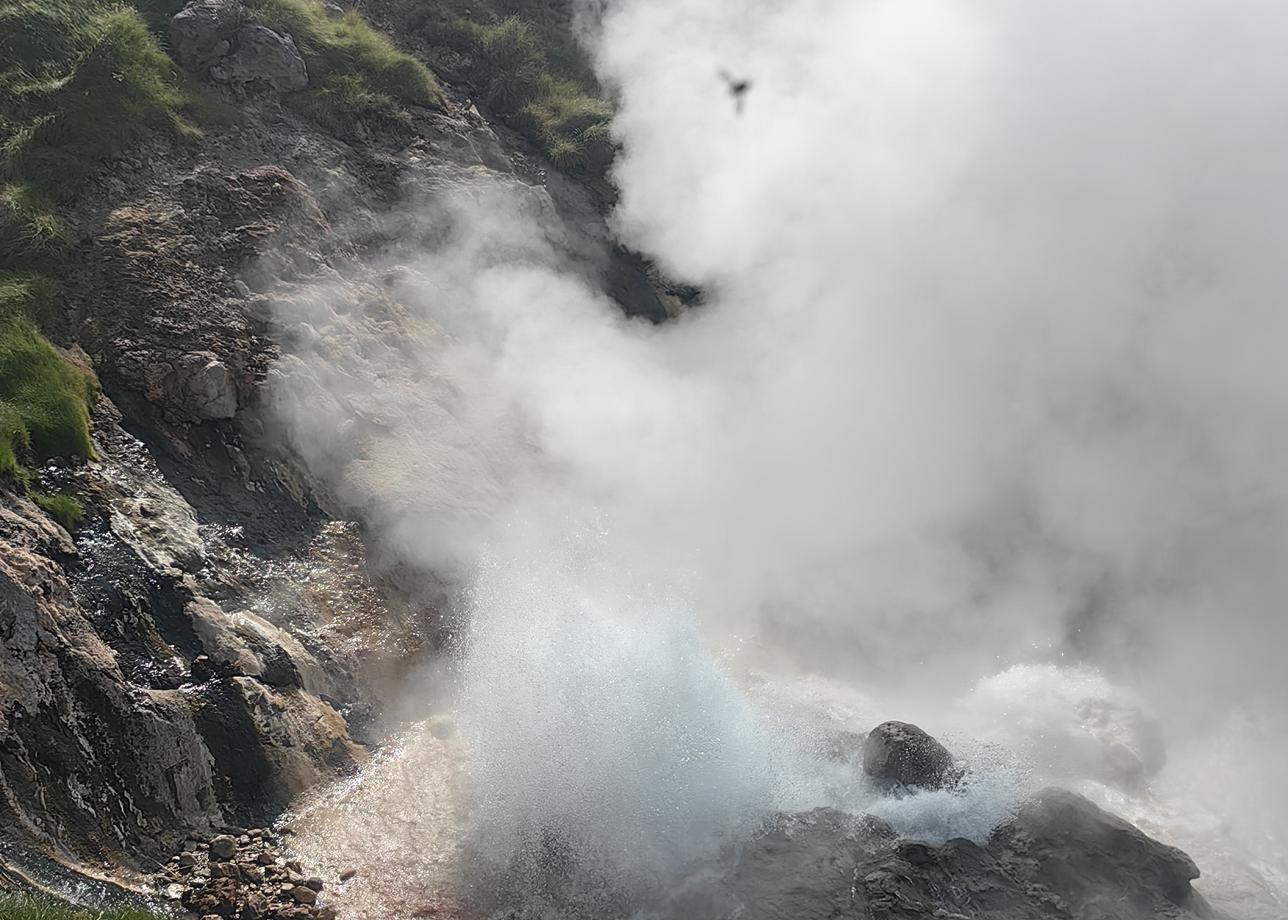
[210,25,309,92]
[170,2,309,92]
[169,0,243,73]
[861,720,956,789]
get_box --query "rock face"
[861,720,956,789]
[713,789,1214,920]
[0,414,364,866]
[171,1,309,92]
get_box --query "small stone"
[290,885,318,905]
[338,868,357,882]
[209,861,240,880]
[242,865,265,884]
[249,827,264,838]
[315,908,337,920]
[303,877,323,892]
[209,834,238,860]
[239,834,251,845]
[179,852,198,868]
[256,851,277,866]
[288,871,304,885]
[286,860,303,873]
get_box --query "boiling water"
[288,548,1288,919]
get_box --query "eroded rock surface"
[716,789,1214,920]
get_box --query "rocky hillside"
[0,0,665,909]
[0,1,1233,919]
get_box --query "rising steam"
[272,0,1288,913]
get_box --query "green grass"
[437,14,615,175]
[0,1,195,195]
[0,185,65,272]
[32,491,85,532]
[241,0,444,131]
[0,892,167,920]
[0,275,96,482]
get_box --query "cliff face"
[0,0,664,889]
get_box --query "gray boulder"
[169,0,243,73]
[862,720,956,789]
[170,2,309,92]
[170,351,239,420]
[210,26,309,92]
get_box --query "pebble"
[338,868,357,883]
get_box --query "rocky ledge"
[157,828,341,920]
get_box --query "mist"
[270,0,1288,911]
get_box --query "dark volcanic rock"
[861,720,956,789]
[716,788,1215,920]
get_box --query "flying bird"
[719,69,753,115]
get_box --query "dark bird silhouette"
[719,69,753,115]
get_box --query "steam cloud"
[272,0,1288,910]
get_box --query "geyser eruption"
[455,534,790,900]
[274,0,1288,914]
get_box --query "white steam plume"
[271,0,1288,909]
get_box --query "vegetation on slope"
[0,276,97,482]
[0,0,184,485]
[406,0,615,175]
[0,893,166,920]
[243,0,444,132]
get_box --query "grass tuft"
[0,2,194,195]
[33,491,85,532]
[436,13,615,175]
[0,277,97,480]
[242,0,444,130]
[0,892,167,920]
[0,184,66,271]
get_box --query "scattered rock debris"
[157,829,338,919]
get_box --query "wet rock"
[209,834,239,860]
[169,351,239,420]
[210,26,309,92]
[862,720,956,789]
[713,788,1213,920]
